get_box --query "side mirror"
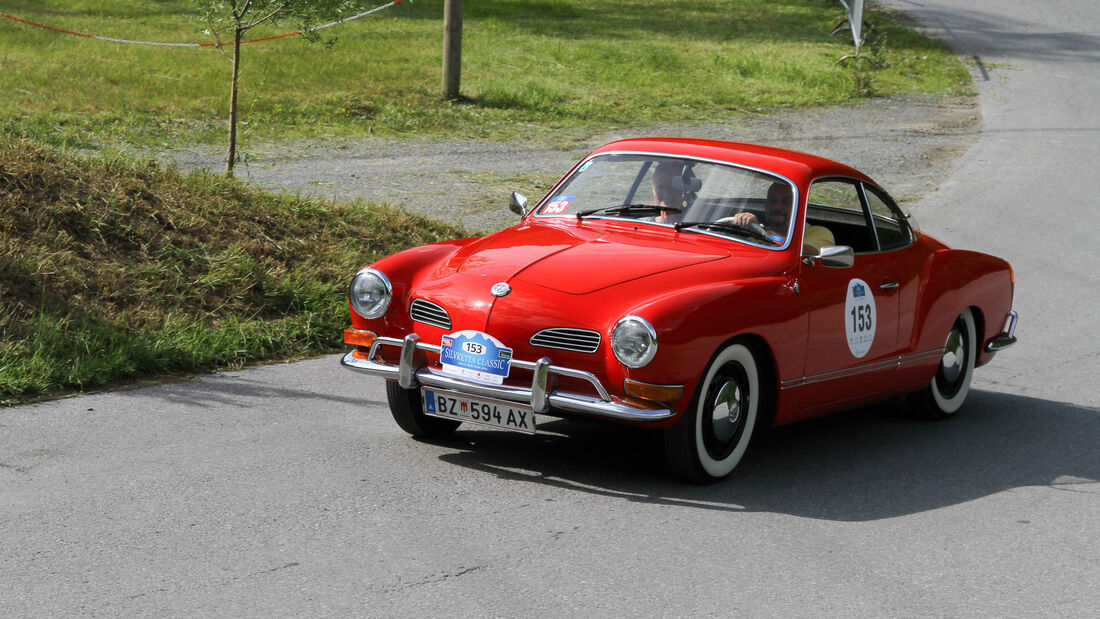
[807,245,854,268]
[510,192,529,217]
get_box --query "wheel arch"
[738,333,779,433]
[909,249,1013,362]
[689,332,779,435]
[968,303,987,364]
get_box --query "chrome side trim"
[985,310,1019,352]
[780,348,945,390]
[342,335,673,423]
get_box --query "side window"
[807,179,875,252]
[863,185,912,250]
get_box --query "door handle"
[879,280,899,289]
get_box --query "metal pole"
[442,0,463,100]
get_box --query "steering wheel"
[714,216,768,238]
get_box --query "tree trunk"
[442,0,463,100]
[225,26,243,176]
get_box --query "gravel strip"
[160,94,979,233]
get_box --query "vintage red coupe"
[341,138,1018,482]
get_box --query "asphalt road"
[3,1,1098,616]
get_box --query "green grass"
[0,0,972,150]
[0,138,470,403]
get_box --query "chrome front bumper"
[340,333,676,423]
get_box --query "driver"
[729,182,834,252]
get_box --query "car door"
[861,183,924,357]
[793,178,905,410]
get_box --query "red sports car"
[341,138,1018,482]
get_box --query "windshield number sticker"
[542,196,574,214]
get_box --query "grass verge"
[0,1,975,402]
[0,138,470,404]
[1,0,972,149]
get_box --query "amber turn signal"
[343,328,377,348]
[624,379,684,404]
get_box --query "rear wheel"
[910,308,977,420]
[664,342,760,483]
[386,381,461,437]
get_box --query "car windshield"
[536,153,797,248]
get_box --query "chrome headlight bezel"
[610,315,658,369]
[348,268,392,319]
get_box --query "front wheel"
[664,342,760,483]
[909,308,977,420]
[386,381,461,438]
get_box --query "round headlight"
[611,315,658,368]
[349,268,392,319]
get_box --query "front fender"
[349,238,477,332]
[620,277,805,417]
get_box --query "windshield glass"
[536,153,797,248]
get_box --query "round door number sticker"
[844,278,876,358]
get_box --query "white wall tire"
[912,308,977,420]
[664,343,760,482]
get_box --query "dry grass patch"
[1,139,469,402]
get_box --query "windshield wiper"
[675,220,775,244]
[575,203,682,220]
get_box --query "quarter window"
[864,185,912,250]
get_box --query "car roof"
[590,137,875,187]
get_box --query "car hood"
[447,222,729,295]
[392,220,786,351]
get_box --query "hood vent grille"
[410,298,452,330]
[530,328,601,354]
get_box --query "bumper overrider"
[340,333,677,423]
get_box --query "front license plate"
[422,389,535,434]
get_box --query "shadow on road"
[896,3,1100,63]
[435,390,1100,521]
[129,372,386,410]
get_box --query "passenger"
[652,161,687,224]
[730,182,834,252]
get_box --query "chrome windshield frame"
[531,150,801,252]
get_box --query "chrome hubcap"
[710,379,742,443]
[941,327,965,384]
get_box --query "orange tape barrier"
[1,0,407,48]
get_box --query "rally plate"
[422,388,536,434]
[439,330,512,385]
